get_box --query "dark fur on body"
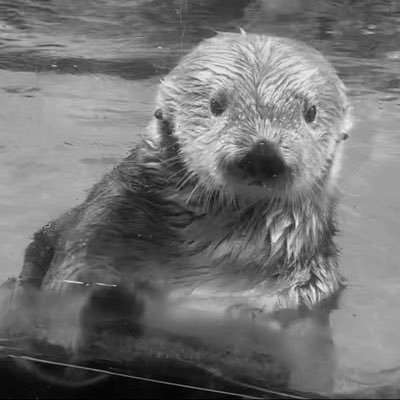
[12,32,351,351]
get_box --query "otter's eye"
[210,98,226,116]
[304,105,317,123]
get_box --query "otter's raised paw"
[56,285,145,355]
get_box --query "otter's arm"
[18,209,79,291]
[18,222,58,290]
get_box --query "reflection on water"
[0,0,400,398]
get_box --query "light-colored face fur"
[157,31,351,205]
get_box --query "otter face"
[157,32,351,203]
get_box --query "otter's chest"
[173,212,273,277]
[166,204,317,289]
[164,213,282,314]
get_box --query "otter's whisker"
[176,170,195,190]
[168,167,191,184]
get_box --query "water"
[0,0,400,397]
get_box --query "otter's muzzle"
[237,140,286,185]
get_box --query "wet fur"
[11,32,351,350]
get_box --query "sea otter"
[7,31,351,353]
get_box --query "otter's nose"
[238,140,286,183]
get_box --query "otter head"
[155,31,351,205]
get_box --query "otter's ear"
[154,108,163,121]
[154,108,174,136]
[341,105,353,141]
